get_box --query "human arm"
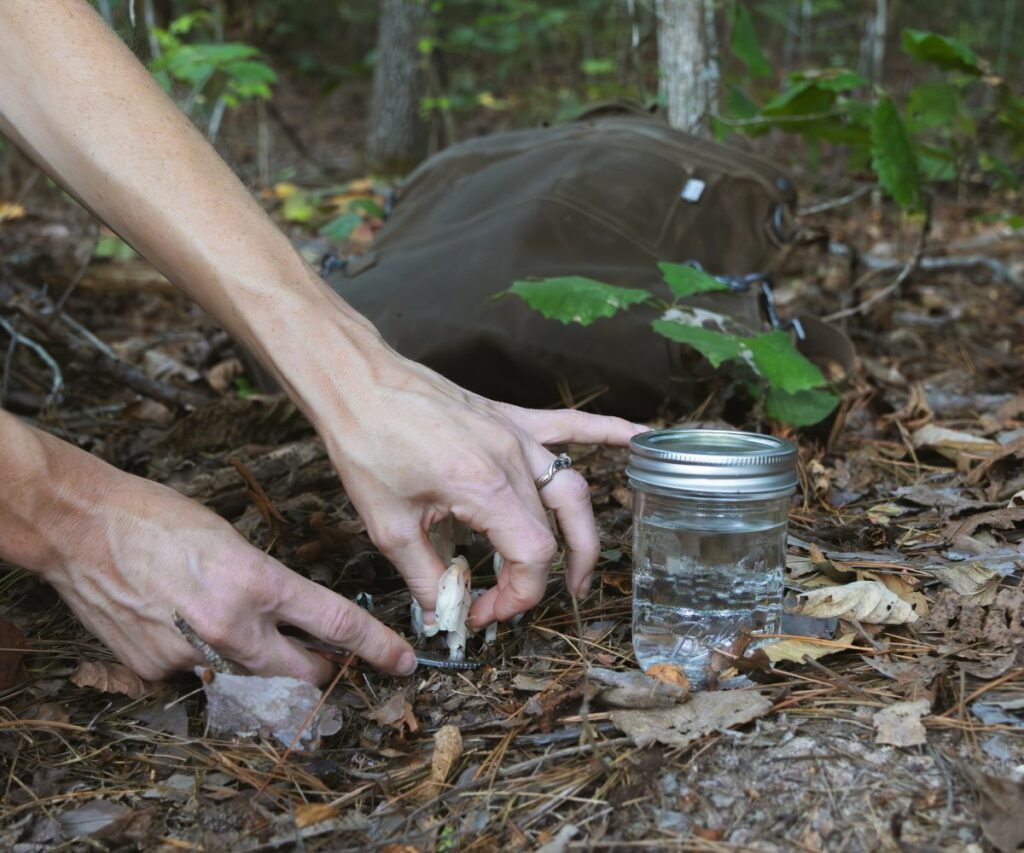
[0,409,416,680]
[0,1,643,664]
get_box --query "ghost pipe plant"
[436,556,472,661]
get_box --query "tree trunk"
[655,0,719,137]
[858,0,888,84]
[366,0,428,174]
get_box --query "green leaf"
[350,198,384,218]
[746,331,826,393]
[871,95,923,210]
[765,388,840,426]
[730,6,771,79]
[658,263,731,299]
[282,190,315,224]
[762,80,837,116]
[581,58,616,76]
[651,320,746,368]
[509,277,652,326]
[906,83,961,130]
[901,29,984,75]
[788,68,868,92]
[93,235,136,260]
[319,213,361,241]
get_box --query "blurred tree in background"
[11,0,1020,200]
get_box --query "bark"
[655,0,719,137]
[366,0,428,174]
[858,0,888,84]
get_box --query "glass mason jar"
[627,429,797,687]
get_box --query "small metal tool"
[297,638,483,672]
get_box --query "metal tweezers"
[298,638,483,671]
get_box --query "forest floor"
[1,121,1024,852]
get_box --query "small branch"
[0,315,64,404]
[823,202,933,322]
[798,185,873,216]
[172,609,242,674]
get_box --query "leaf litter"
[2,144,1024,852]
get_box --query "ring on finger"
[534,453,573,490]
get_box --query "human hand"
[1,413,416,683]
[305,345,645,631]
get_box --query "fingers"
[248,632,336,685]
[376,531,448,619]
[511,406,647,447]
[275,574,417,676]
[531,460,600,598]
[463,495,557,628]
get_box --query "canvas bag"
[324,112,818,418]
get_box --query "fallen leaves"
[589,667,688,710]
[962,767,1024,853]
[927,560,1002,605]
[366,690,419,735]
[759,632,857,665]
[609,690,772,747]
[644,663,691,694]
[911,424,1000,463]
[872,698,930,747]
[786,580,919,624]
[416,724,463,801]
[71,660,150,699]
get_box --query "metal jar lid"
[627,429,798,498]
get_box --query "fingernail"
[398,651,418,676]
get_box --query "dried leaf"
[609,690,772,747]
[589,667,687,709]
[644,663,691,696]
[294,802,339,829]
[786,581,919,625]
[71,660,150,699]
[58,800,133,840]
[0,616,28,690]
[863,655,949,686]
[962,767,1024,852]
[928,561,1001,605]
[32,702,71,724]
[759,632,857,665]
[206,357,245,392]
[512,673,553,692]
[872,698,930,747]
[366,690,419,734]
[430,725,463,788]
[911,424,999,461]
[199,668,324,749]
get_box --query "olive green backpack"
[322,109,845,418]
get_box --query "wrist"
[231,267,400,432]
[0,412,118,579]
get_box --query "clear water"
[632,515,785,686]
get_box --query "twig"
[172,610,241,674]
[0,315,64,404]
[823,201,933,322]
[14,301,210,409]
[798,185,873,216]
[799,654,876,701]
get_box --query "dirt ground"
[1,102,1024,851]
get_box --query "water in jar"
[632,510,785,683]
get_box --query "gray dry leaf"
[872,698,930,747]
[57,800,133,840]
[609,690,772,747]
[927,561,1002,605]
[962,766,1024,853]
[197,667,323,749]
[786,581,919,625]
[911,424,1000,462]
[588,666,688,709]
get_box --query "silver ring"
[535,453,572,490]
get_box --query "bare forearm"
[0,411,107,574]
[0,0,381,420]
